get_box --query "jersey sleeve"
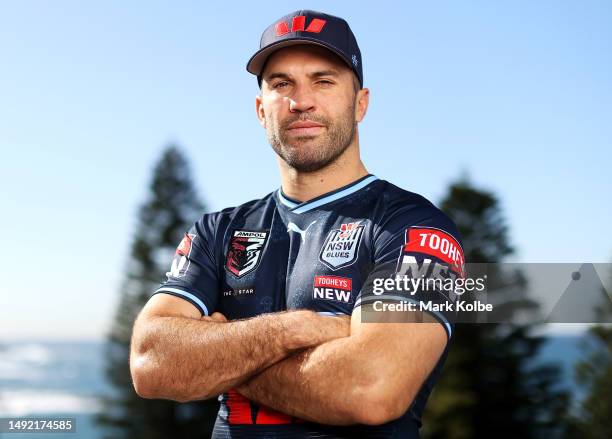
[151,214,220,316]
[355,202,464,340]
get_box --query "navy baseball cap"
[246,10,363,88]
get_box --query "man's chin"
[284,160,330,173]
[280,152,335,173]
[283,135,319,146]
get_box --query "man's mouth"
[285,120,326,137]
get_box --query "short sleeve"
[151,215,220,316]
[355,204,464,340]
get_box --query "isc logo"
[276,16,327,36]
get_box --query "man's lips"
[286,120,325,136]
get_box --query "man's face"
[257,45,363,173]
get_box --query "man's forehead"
[262,45,349,78]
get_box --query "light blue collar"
[277,175,378,214]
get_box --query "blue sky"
[1,1,610,339]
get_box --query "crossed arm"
[236,305,448,425]
[130,293,350,402]
[130,294,447,425]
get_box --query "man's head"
[247,11,369,173]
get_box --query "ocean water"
[0,341,111,439]
[0,336,588,438]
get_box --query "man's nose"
[288,83,315,113]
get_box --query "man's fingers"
[200,312,228,323]
[210,312,228,323]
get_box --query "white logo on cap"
[352,54,358,66]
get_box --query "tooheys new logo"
[226,230,269,278]
[313,275,353,303]
[167,233,196,278]
[319,222,365,270]
[396,226,466,280]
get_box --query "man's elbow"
[130,351,219,402]
[130,351,190,402]
[352,380,416,426]
[130,352,162,400]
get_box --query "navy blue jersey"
[152,175,464,438]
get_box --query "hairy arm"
[130,294,349,402]
[237,305,448,425]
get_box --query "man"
[130,9,463,438]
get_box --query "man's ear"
[255,94,266,128]
[355,88,370,123]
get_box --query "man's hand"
[202,312,228,323]
[284,312,350,350]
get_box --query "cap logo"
[275,16,327,36]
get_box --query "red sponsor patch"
[314,275,352,291]
[176,233,195,256]
[403,227,465,276]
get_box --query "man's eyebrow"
[263,69,341,82]
[264,72,291,82]
[308,69,340,78]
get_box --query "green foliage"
[421,177,568,439]
[95,145,218,438]
[565,291,612,439]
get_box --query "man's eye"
[273,82,289,89]
[317,80,333,85]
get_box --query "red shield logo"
[226,230,269,278]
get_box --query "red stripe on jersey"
[226,389,253,424]
[255,406,294,424]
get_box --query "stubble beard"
[266,102,357,173]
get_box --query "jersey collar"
[277,174,378,214]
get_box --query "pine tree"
[95,145,219,438]
[564,268,612,439]
[421,177,568,439]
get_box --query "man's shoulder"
[376,179,441,216]
[216,191,277,216]
[374,179,459,237]
[195,191,277,229]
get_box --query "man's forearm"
[237,313,449,426]
[237,334,374,425]
[131,310,348,402]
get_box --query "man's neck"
[278,147,369,203]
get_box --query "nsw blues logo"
[226,230,269,278]
[319,222,364,270]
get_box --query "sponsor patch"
[167,233,195,278]
[222,287,256,297]
[226,230,269,278]
[401,227,465,277]
[319,222,364,270]
[313,275,353,303]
